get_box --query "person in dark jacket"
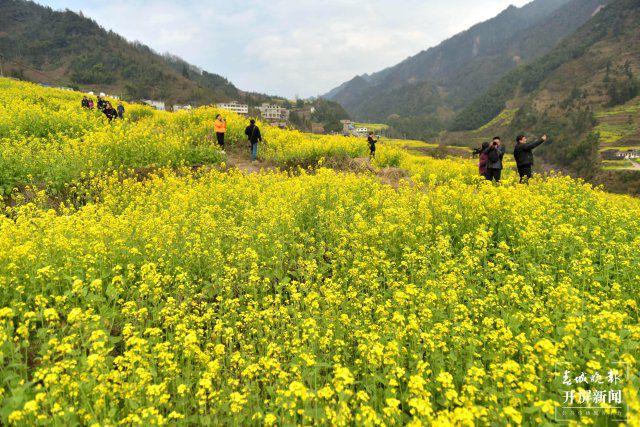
[482,137,506,182]
[81,96,90,109]
[103,102,118,122]
[475,142,490,178]
[245,119,262,161]
[514,134,548,182]
[97,96,106,111]
[117,102,125,120]
[367,132,378,158]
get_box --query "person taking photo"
[482,137,506,182]
[214,114,227,149]
[367,132,378,159]
[514,134,548,182]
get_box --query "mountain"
[444,0,640,191]
[451,0,638,131]
[0,0,275,105]
[324,0,609,139]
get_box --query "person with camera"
[214,114,227,149]
[514,134,548,182]
[482,137,506,182]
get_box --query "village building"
[216,102,249,115]
[258,103,290,121]
[143,100,166,111]
[173,104,193,112]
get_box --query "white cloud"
[36,0,531,97]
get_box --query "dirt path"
[224,146,275,173]
[630,160,640,170]
[222,147,410,187]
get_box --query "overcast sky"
[36,0,531,98]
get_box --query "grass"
[474,108,518,133]
[595,100,640,118]
[594,122,637,145]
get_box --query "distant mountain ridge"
[323,0,609,139]
[0,0,275,105]
[440,0,640,193]
[451,0,639,131]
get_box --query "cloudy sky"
[36,0,530,98]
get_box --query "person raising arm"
[514,134,548,182]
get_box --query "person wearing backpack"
[245,119,262,161]
[474,141,490,178]
[482,137,506,182]
[514,134,548,182]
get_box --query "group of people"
[212,114,263,162]
[82,95,125,122]
[476,134,549,183]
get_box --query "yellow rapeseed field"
[0,78,638,426]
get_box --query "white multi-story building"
[216,102,249,115]
[258,103,290,121]
[143,100,166,111]
[173,104,193,112]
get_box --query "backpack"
[488,148,501,163]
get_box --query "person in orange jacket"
[214,114,227,148]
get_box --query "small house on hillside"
[143,100,166,111]
[258,103,290,121]
[173,104,193,112]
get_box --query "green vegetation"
[451,0,633,131]
[602,159,637,170]
[4,76,640,426]
[327,0,606,138]
[475,109,518,132]
[594,122,637,144]
[0,0,278,106]
[310,99,350,133]
[595,100,640,118]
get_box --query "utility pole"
[0,54,4,77]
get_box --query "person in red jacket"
[476,142,490,178]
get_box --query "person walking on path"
[245,119,262,161]
[514,134,548,182]
[117,102,125,120]
[482,137,506,182]
[367,132,378,159]
[214,114,227,149]
[97,96,106,111]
